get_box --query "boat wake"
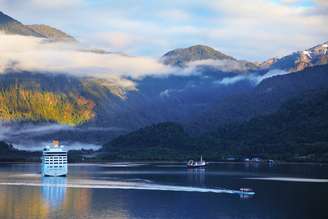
[0,178,254,195]
[245,177,328,183]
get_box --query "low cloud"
[0,122,72,141]
[0,33,175,80]
[185,59,254,73]
[216,69,288,86]
[0,122,121,150]
[13,141,102,151]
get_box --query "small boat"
[239,188,255,199]
[187,156,206,168]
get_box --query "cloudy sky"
[0,0,327,61]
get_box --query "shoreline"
[1,160,327,165]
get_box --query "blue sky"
[0,0,327,61]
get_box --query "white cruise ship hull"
[42,166,67,177]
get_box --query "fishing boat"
[187,156,206,168]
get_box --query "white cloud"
[0,122,71,141]
[0,33,174,79]
[215,69,288,86]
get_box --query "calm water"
[0,162,327,219]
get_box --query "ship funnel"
[52,140,60,147]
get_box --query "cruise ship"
[41,140,68,177]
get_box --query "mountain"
[0,71,140,144]
[0,11,75,41]
[0,141,40,162]
[0,72,134,126]
[262,41,328,72]
[103,88,328,161]
[161,45,235,66]
[160,45,258,73]
[0,11,44,37]
[26,24,76,42]
[4,53,328,147]
[1,10,328,154]
[102,122,195,160]
[193,63,328,131]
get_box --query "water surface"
[0,162,327,219]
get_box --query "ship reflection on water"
[187,168,206,185]
[0,176,93,219]
[41,177,67,209]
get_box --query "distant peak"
[161,44,235,66]
[189,44,216,49]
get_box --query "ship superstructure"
[41,140,67,177]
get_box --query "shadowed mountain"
[193,63,328,131]
[103,88,328,161]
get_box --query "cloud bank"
[0,34,174,80]
[0,33,260,84]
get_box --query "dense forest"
[0,141,40,162]
[0,87,95,125]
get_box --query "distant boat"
[251,157,262,162]
[187,156,206,168]
[239,188,255,199]
[240,188,254,193]
[41,140,68,177]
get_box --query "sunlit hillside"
[0,87,95,125]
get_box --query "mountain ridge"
[261,41,328,72]
[0,11,44,37]
[26,24,76,42]
[0,11,76,41]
